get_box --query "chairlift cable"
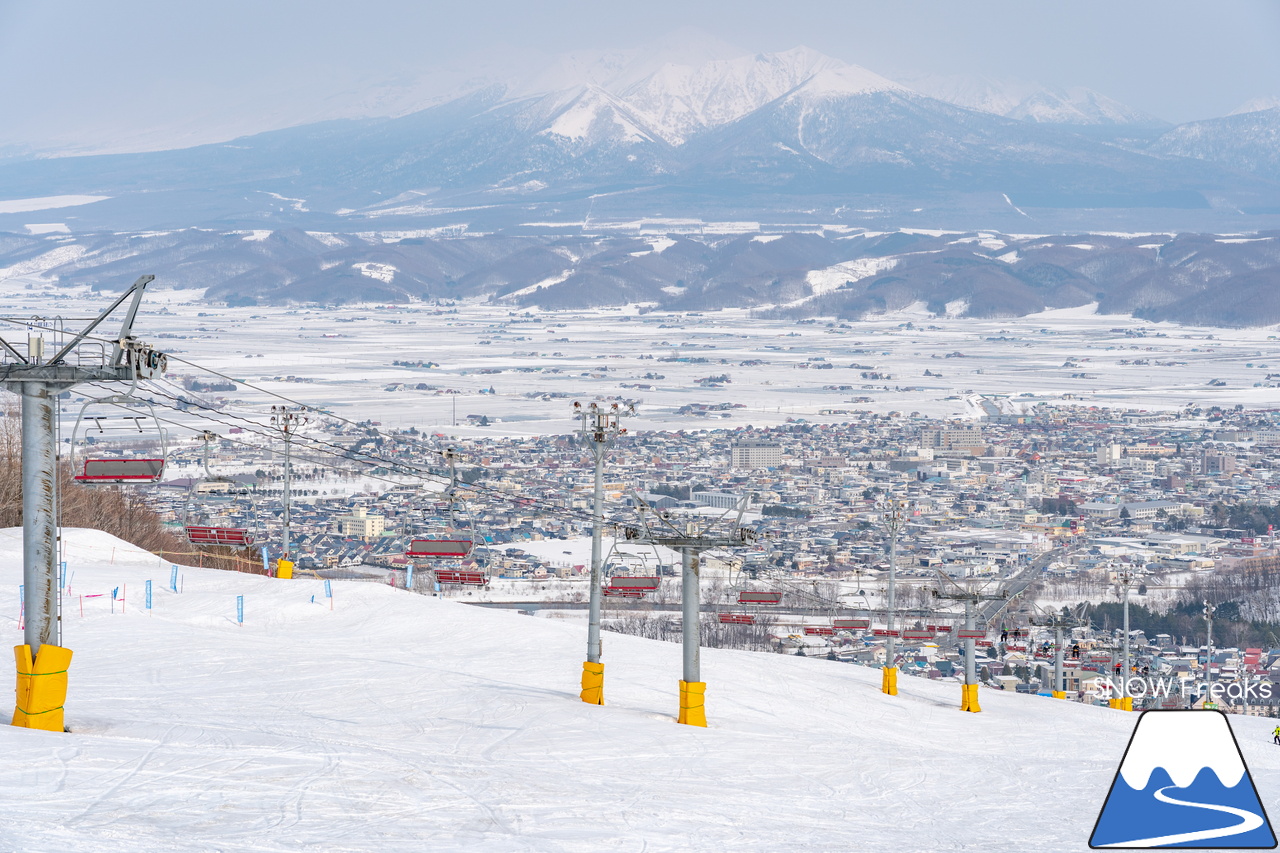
[120,392,638,531]
[134,379,636,527]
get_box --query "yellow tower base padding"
[1121,697,1133,711]
[579,661,604,705]
[12,644,72,732]
[1051,691,1066,700]
[678,680,706,727]
[960,683,982,713]
[276,559,294,579]
[881,666,898,696]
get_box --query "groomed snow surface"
[4,529,1280,852]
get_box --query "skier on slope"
[1272,725,1280,745]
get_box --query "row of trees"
[602,608,780,653]
[1086,597,1280,650]
[1205,502,1280,535]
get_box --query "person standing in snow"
[1273,725,1280,745]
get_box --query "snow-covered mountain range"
[0,35,1182,161]
[0,34,1278,318]
[452,42,1165,151]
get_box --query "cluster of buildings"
[138,399,1280,709]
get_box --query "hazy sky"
[1,0,1278,153]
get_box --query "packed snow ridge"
[11,527,1280,850]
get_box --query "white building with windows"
[730,441,782,469]
[335,506,386,539]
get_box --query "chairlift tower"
[876,498,911,696]
[0,276,166,731]
[934,584,1008,712]
[1203,600,1217,710]
[626,499,757,726]
[1113,565,1136,711]
[197,430,218,477]
[573,401,631,706]
[270,406,309,564]
[1029,604,1088,702]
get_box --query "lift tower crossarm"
[48,274,155,367]
[0,334,28,364]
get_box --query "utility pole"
[627,503,756,726]
[935,585,1008,712]
[1029,604,1087,701]
[574,401,631,706]
[1204,600,1218,710]
[0,276,166,731]
[270,406,309,564]
[876,498,911,696]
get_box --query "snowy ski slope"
[3,528,1280,852]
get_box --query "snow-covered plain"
[4,528,1280,851]
[3,280,1278,440]
[0,195,110,214]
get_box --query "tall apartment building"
[1097,444,1124,467]
[730,441,782,469]
[920,426,985,451]
[1202,451,1237,476]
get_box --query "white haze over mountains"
[899,73,1169,127]
[5,29,1176,159]
[1232,96,1280,116]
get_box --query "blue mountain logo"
[1091,710,1276,848]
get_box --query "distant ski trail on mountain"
[1098,785,1264,848]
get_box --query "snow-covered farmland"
[3,282,1280,438]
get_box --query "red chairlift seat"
[609,576,661,591]
[185,526,254,547]
[902,629,935,641]
[603,588,646,598]
[927,624,952,633]
[407,539,473,559]
[75,458,165,484]
[434,569,487,586]
[804,626,835,637]
[834,618,871,630]
[957,629,986,640]
[872,629,900,638]
[738,590,782,605]
[719,613,755,625]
